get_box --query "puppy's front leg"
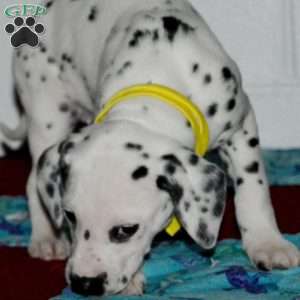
[13,45,91,260]
[26,116,74,260]
[27,164,70,261]
[220,108,300,270]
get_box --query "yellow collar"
[95,84,210,236]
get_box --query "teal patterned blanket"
[263,150,300,186]
[54,238,300,300]
[0,196,300,300]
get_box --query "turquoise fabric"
[0,196,299,300]
[53,237,300,300]
[0,196,30,247]
[263,150,300,186]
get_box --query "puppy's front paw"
[121,271,145,296]
[245,234,300,270]
[29,236,70,261]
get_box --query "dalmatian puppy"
[1,0,299,296]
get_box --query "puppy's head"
[37,121,226,296]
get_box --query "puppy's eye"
[109,224,139,243]
[65,210,76,226]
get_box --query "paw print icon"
[5,16,45,48]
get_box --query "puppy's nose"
[70,273,107,296]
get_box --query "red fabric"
[0,151,299,299]
[0,247,65,300]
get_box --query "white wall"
[0,0,299,148]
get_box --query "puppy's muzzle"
[70,272,107,296]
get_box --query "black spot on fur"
[129,29,151,47]
[142,153,150,159]
[153,29,159,42]
[194,196,201,202]
[132,166,148,180]
[48,56,56,64]
[165,163,176,175]
[197,222,215,247]
[161,154,182,167]
[25,71,30,78]
[192,63,199,73]
[248,137,259,148]
[84,230,90,240]
[39,44,47,53]
[203,179,214,193]
[62,53,73,64]
[46,123,53,130]
[122,276,128,284]
[201,207,208,213]
[41,75,47,82]
[222,67,233,81]
[184,201,190,212]
[59,161,70,191]
[46,183,54,198]
[56,142,73,191]
[45,1,53,9]
[224,122,232,131]
[59,103,69,113]
[237,177,244,186]
[245,161,259,173]
[207,103,218,117]
[203,171,226,213]
[156,175,183,204]
[189,154,199,166]
[72,121,89,134]
[162,16,194,42]
[117,61,132,75]
[227,98,236,111]
[258,179,264,185]
[203,164,218,175]
[125,143,143,151]
[88,6,98,21]
[204,74,212,84]
[213,198,225,218]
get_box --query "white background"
[0,0,299,148]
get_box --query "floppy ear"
[157,147,227,249]
[36,139,74,229]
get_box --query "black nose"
[70,273,107,296]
